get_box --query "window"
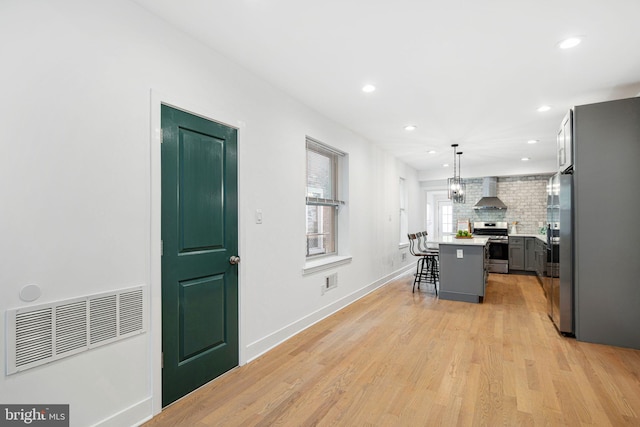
[440,203,453,235]
[399,177,408,245]
[306,138,345,258]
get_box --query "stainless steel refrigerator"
[547,173,573,335]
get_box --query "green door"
[161,105,239,407]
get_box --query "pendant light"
[448,144,466,203]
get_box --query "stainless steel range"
[473,222,509,273]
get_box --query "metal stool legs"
[408,232,438,295]
[412,256,427,293]
[428,255,439,295]
[412,254,439,295]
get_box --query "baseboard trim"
[92,397,152,427]
[244,265,413,363]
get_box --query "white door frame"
[424,189,448,239]
[435,196,452,239]
[149,89,245,416]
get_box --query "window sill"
[303,255,352,276]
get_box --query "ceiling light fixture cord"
[452,144,457,182]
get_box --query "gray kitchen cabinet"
[439,243,488,303]
[534,238,547,285]
[509,237,524,271]
[509,236,541,273]
[524,237,537,272]
[573,97,640,349]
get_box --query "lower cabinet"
[524,237,536,271]
[534,239,547,286]
[509,237,524,271]
[439,243,487,303]
[510,236,544,273]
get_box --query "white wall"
[0,1,419,425]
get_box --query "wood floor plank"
[145,273,640,426]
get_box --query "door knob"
[229,256,241,265]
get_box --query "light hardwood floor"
[145,273,640,426]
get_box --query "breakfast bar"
[430,236,490,303]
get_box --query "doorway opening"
[426,190,451,240]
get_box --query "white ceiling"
[133,0,640,180]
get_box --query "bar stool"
[407,233,438,295]
[417,231,439,288]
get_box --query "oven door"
[487,241,509,273]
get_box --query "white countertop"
[427,236,489,246]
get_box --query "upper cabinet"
[557,110,573,173]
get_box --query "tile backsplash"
[454,174,552,234]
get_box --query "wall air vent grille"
[6,285,146,375]
[119,289,143,335]
[89,295,118,345]
[15,308,53,367]
[55,301,87,355]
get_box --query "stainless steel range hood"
[473,177,507,210]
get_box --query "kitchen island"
[429,236,489,303]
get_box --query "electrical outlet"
[457,249,464,258]
[401,252,407,262]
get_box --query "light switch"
[456,249,463,258]
[256,209,263,224]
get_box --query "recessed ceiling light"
[427,150,436,154]
[442,163,449,167]
[404,125,416,131]
[527,139,539,144]
[521,157,531,161]
[362,84,376,93]
[537,105,551,112]
[558,37,582,49]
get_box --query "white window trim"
[302,255,353,276]
[305,137,348,261]
[399,177,409,245]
